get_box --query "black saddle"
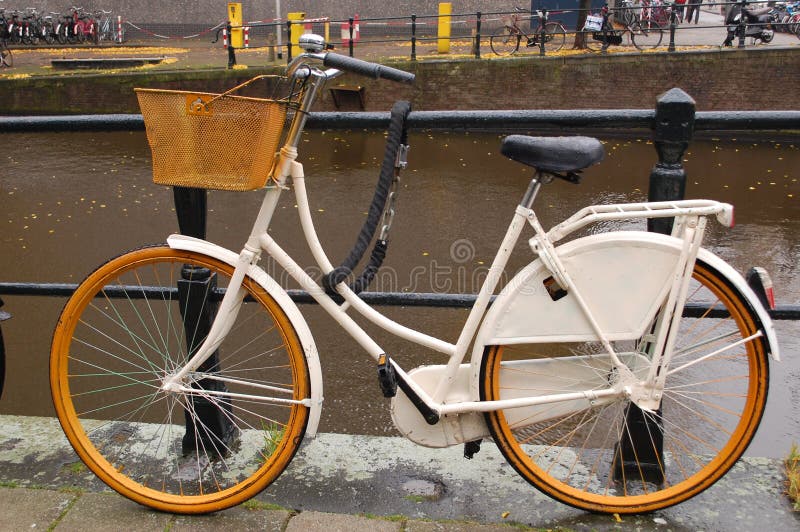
[500,135,604,175]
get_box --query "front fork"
[161,151,297,392]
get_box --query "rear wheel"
[630,20,663,50]
[585,27,607,52]
[50,246,311,514]
[490,26,521,56]
[480,260,769,514]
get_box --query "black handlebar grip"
[323,53,415,84]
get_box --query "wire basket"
[135,76,294,191]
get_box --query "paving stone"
[285,510,402,532]
[406,519,518,532]
[0,486,75,530]
[171,506,291,531]
[54,492,172,531]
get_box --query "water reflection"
[1,130,798,457]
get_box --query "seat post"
[520,172,543,209]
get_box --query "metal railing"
[1,87,798,320]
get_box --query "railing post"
[737,0,747,48]
[348,17,354,57]
[286,20,293,62]
[539,9,547,56]
[226,22,237,69]
[173,186,237,456]
[668,5,677,51]
[614,88,696,485]
[475,11,482,59]
[411,14,417,61]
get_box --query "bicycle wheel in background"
[542,21,566,53]
[491,26,522,55]
[585,28,606,52]
[630,20,663,50]
[480,259,769,513]
[0,43,12,68]
[50,246,311,514]
[56,24,68,44]
[43,22,56,44]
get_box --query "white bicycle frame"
[160,53,780,447]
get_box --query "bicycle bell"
[299,34,326,53]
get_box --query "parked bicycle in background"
[584,2,664,51]
[490,7,567,55]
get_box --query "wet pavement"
[1,414,798,531]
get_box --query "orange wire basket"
[135,76,295,191]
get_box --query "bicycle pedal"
[377,354,397,398]
[464,439,482,459]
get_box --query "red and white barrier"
[340,13,360,45]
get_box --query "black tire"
[490,26,521,56]
[56,24,67,44]
[541,21,566,53]
[480,259,770,514]
[43,23,56,44]
[630,20,663,50]
[585,26,607,52]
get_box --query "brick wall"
[1,49,797,115]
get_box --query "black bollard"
[614,88,696,485]
[647,88,695,234]
[173,186,237,456]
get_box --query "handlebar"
[322,53,415,84]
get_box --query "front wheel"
[541,22,566,53]
[50,246,311,514]
[490,26,521,56]
[480,260,769,514]
[630,20,663,50]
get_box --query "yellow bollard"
[437,3,451,54]
[227,3,243,48]
[288,12,306,57]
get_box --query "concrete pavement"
[1,414,798,531]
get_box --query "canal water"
[1,129,798,458]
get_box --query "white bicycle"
[50,34,779,515]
